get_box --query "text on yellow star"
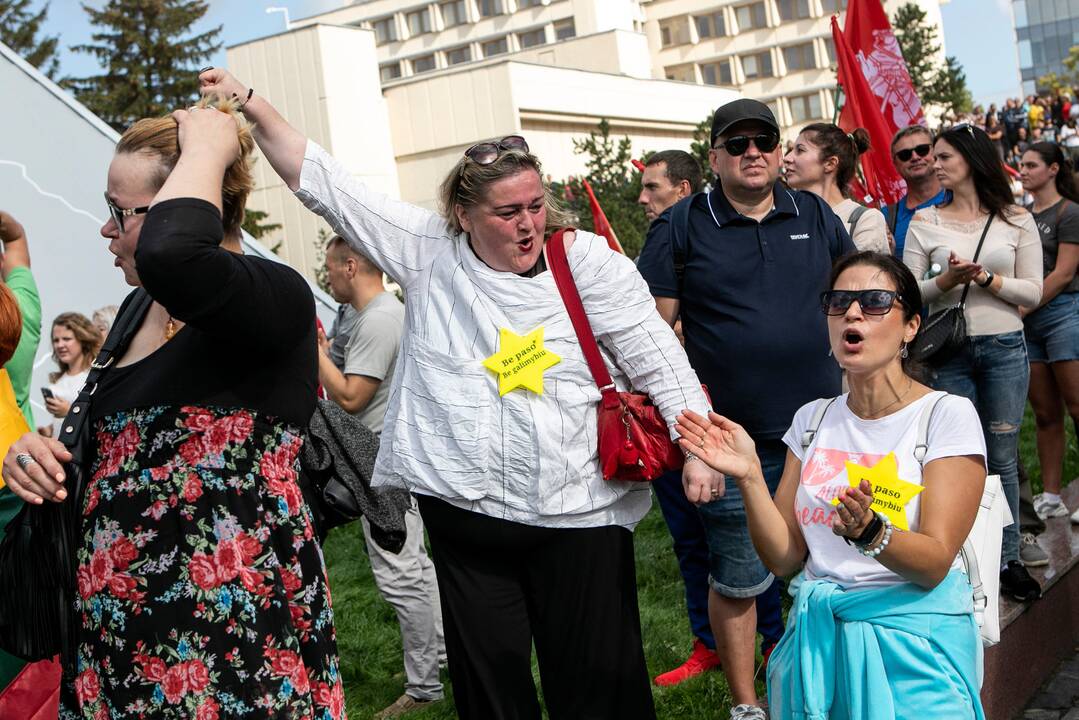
[482,326,562,396]
[831,452,925,531]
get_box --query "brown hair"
[438,145,574,235]
[0,285,22,367]
[49,312,102,383]
[800,123,872,197]
[115,95,255,237]
[890,124,932,154]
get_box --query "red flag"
[581,178,625,255]
[631,159,646,173]
[832,13,909,206]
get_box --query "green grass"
[324,405,1076,719]
[1018,402,1079,494]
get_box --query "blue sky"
[43,0,1019,105]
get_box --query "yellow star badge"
[831,452,925,531]
[482,326,561,396]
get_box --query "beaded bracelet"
[859,512,893,558]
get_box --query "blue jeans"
[931,330,1028,564]
[653,470,784,649]
[697,440,787,646]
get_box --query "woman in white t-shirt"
[676,251,987,719]
[784,124,891,253]
[38,312,100,437]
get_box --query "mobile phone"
[40,387,53,401]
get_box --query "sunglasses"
[894,143,931,162]
[820,289,904,316]
[464,135,529,165]
[715,132,780,156]
[104,193,149,232]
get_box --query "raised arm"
[0,211,31,275]
[199,68,306,191]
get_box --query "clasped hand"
[170,105,241,169]
[938,251,982,290]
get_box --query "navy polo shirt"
[638,182,855,440]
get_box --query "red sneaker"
[653,638,721,687]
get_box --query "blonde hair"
[115,95,255,237]
[49,312,102,383]
[438,147,574,235]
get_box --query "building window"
[478,0,503,17]
[734,2,767,30]
[694,11,726,39]
[441,0,467,27]
[380,62,402,81]
[821,0,848,13]
[777,0,811,21]
[741,51,774,79]
[660,16,691,47]
[406,8,431,36]
[482,36,509,56]
[790,92,823,122]
[412,54,437,73]
[554,18,576,40]
[823,37,836,64]
[446,45,472,65]
[765,99,780,121]
[701,59,733,85]
[372,16,396,44]
[783,42,816,71]
[665,63,696,82]
[518,0,543,7]
[518,27,546,48]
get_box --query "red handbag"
[546,229,685,482]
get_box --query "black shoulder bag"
[0,288,151,674]
[909,215,993,366]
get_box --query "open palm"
[676,410,758,480]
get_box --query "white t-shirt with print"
[781,391,986,589]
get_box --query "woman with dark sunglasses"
[903,123,1044,603]
[783,124,890,253]
[675,251,988,719]
[196,68,718,719]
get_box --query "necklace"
[849,377,915,419]
[164,316,178,341]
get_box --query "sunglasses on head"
[104,192,149,232]
[894,143,931,162]
[820,289,904,316]
[464,135,529,165]
[715,132,780,156]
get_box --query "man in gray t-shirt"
[317,236,445,715]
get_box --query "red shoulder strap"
[545,230,619,406]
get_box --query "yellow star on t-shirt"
[831,452,925,531]
[482,326,562,396]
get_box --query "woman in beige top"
[903,123,1043,603]
[784,123,890,253]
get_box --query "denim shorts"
[1025,292,1079,364]
[697,439,787,598]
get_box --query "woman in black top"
[2,102,345,718]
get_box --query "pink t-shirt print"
[798,448,885,528]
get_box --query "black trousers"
[416,495,657,720]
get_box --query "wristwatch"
[977,270,995,288]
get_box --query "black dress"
[59,199,346,720]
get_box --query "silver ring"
[710,487,719,497]
[15,453,34,470]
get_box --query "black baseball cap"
[710,99,780,146]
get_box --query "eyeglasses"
[714,132,780,156]
[464,135,529,165]
[894,143,931,162]
[820,289,904,316]
[104,193,149,232]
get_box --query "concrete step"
[981,482,1079,720]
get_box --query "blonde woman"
[4,99,345,719]
[39,313,100,438]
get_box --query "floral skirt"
[59,405,347,720]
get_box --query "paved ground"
[1022,646,1079,719]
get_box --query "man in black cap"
[638,98,854,720]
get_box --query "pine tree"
[892,2,972,114]
[0,0,59,78]
[930,56,973,118]
[65,0,221,132]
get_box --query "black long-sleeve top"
[91,198,317,428]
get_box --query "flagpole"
[832,83,844,124]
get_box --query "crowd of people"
[0,67,1073,720]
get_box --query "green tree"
[1037,45,1079,93]
[313,227,332,295]
[690,112,715,186]
[892,2,971,112]
[0,0,59,78]
[241,208,283,253]
[65,0,221,132]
